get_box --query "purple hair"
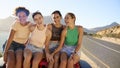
[15,7,30,16]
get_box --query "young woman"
[23,11,51,68]
[3,7,31,68]
[47,10,64,68]
[50,12,83,68]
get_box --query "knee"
[32,58,40,65]
[60,53,67,64]
[7,51,15,65]
[61,58,67,64]
[32,53,43,65]
[68,58,73,64]
[24,49,32,61]
[54,52,60,62]
[8,51,15,61]
[16,50,23,59]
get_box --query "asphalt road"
[82,36,120,68]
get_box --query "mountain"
[0,16,65,31]
[96,25,120,38]
[90,22,119,32]
[84,22,119,34]
[83,28,96,34]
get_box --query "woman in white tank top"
[23,11,52,68]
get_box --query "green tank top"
[65,27,79,46]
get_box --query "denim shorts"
[61,44,81,57]
[9,41,25,52]
[26,44,44,53]
[49,42,59,53]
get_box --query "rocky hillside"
[84,22,119,34]
[96,25,120,38]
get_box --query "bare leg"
[67,54,80,68]
[73,54,80,67]
[67,56,74,68]
[48,52,60,68]
[23,49,32,68]
[7,51,15,68]
[48,60,54,68]
[54,52,60,68]
[32,52,43,68]
[59,52,67,68]
[15,50,23,68]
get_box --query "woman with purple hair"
[3,7,31,68]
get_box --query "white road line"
[82,47,110,68]
[87,37,120,54]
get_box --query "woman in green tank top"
[50,12,83,68]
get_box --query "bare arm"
[4,29,16,52]
[45,24,52,54]
[51,28,67,55]
[45,29,52,54]
[24,23,33,45]
[47,24,52,31]
[24,23,35,46]
[3,29,16,63]
[74,26,83,53]
[29,24,36,32]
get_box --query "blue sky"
[0,0,120,28]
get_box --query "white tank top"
[30,25,47,48]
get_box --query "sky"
[0,0,120,28]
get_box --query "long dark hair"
[52,10,62,18]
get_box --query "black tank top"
[51,23,63,41]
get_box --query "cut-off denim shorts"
[49,41,59,53]
[26,44,44,53]
[61,44,81,57]
[9,41,25,52]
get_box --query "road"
[82,36,120,68]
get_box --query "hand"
[3,51,8,63]
[49,54,54,62]
[70,53,77,59]
[70,53,78,64]
[46,53,50,62]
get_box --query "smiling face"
[17,11,28,25]
[52,13,61,23]
[64,14,75,26]
[33,14,43,25]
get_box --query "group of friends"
[3,6,83,68]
